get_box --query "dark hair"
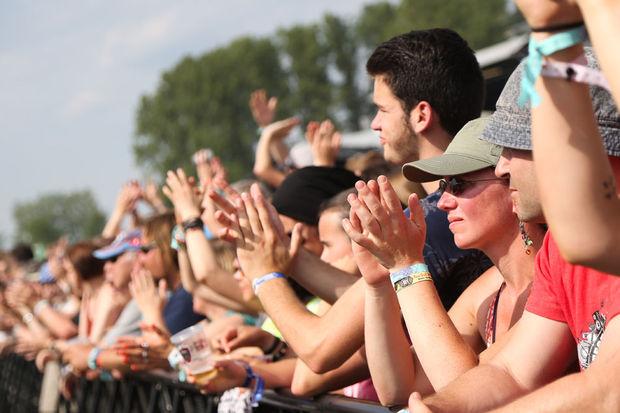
[366,28,484,136]
[10,243,34,264]
[66,241,104,281]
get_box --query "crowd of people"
[1,1,620,411]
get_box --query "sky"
[0,0,387,245]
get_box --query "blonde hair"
[142,212,178,277]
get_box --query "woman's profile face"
[437,168,514,252]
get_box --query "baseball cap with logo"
[93,230,143,260]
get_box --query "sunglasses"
[439,177,508,196]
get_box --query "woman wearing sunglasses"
[130,212,204,336]
[344,117,546,406]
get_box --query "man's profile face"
[370,75,419,165]
[494,148,545,223]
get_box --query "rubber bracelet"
[393,273,433,293]
[531,21,584,33]
[252,272,286,295]
[87,347,101,370]
[390,263,429,285]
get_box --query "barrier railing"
[0,356,392,413]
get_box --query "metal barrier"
[0,354,42,413]
[0,356,391,413]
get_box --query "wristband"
[240,362,265,407]
[520,27,587,107]
[393,273,433,293]
[33,299,49,317]
[167,347,184,370]
[87,347,101,370]
[182,217,204,232]
[541,53,611,92]
[390,263,429,285]
[252,272,286,295]
[530,21,584,33]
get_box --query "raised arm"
[102,181,142,238]
[515,0,620,273]
[252,118,299,188]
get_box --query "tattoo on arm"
[603,176,616,200]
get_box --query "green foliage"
[134,37,290,181]
[13,190,106,246]
[134,0,519,180]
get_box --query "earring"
[519,221,533,255]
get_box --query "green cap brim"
[402,154,497,183]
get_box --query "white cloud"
[99,11,176,67]
[63,89,104,118]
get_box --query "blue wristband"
[241,363,265,407]
[87,347,101,370]
[520,27,587,107]
[252,272,286,294]
[390,263,429,285]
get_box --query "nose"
[495,153,510,179]
[370,111,381,131]
[437,190,457,212]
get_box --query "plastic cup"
[170,321,214,376]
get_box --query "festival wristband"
[252,272,286,295]
[87,347,102,370]
[520,27,587,107]
[389,263,429,285]
[393,273,433,293]
[541,53,611,92]
[240,362,265,407]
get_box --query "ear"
[408,101,434,134]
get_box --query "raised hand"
[343,176,426,272]
[261,117,300,143]
[115,180,142,213]
[249,89,278,127]
[230,184,301,282]
[129,269,167,329]
[143,180,166,213]
[305,119,341,167]
[162,169,202,222]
